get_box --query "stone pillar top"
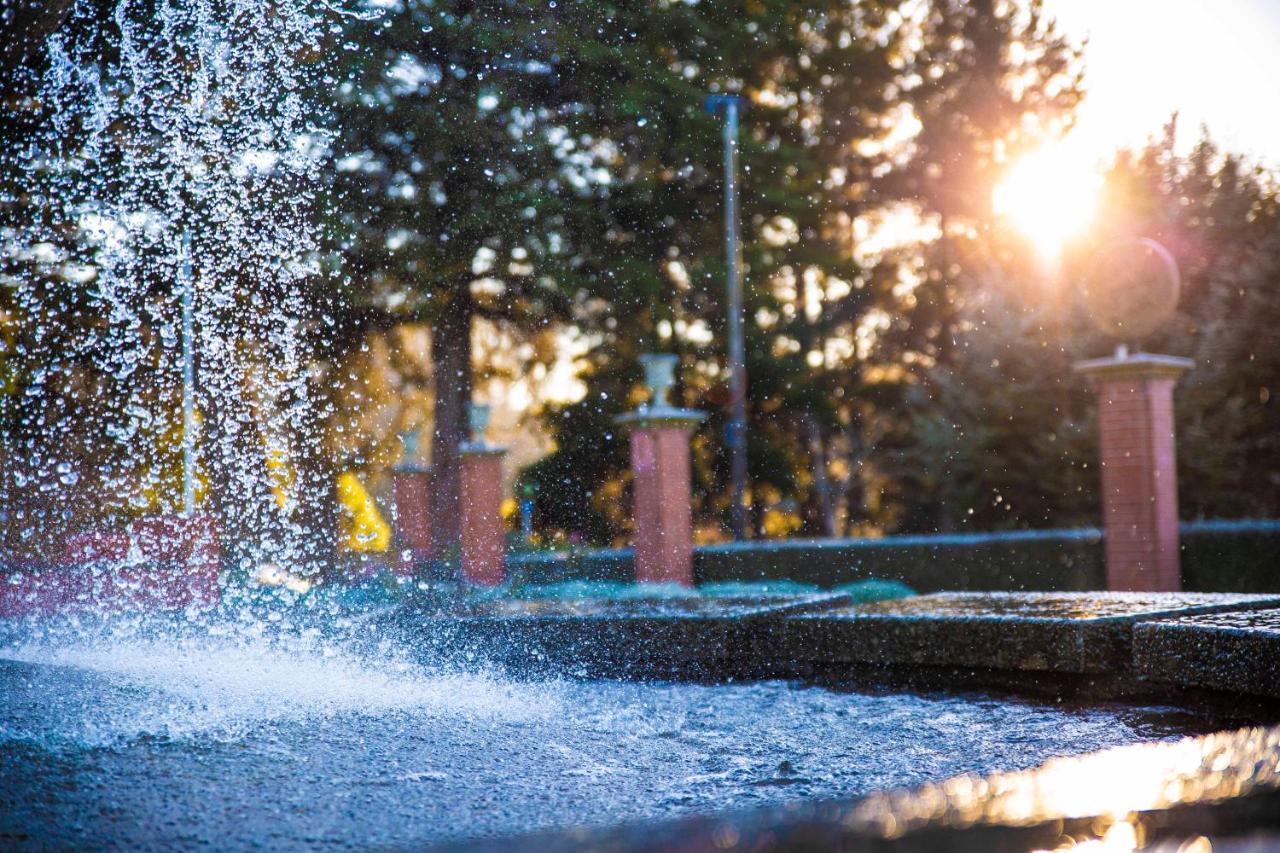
[460,402,506,456]
[618,352,707,431]
[460,441,506,457]
[395,427,430,472]
[1074,349,1194,381]
[615,405,708,432]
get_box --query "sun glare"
[993,142,1101,259]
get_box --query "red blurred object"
[460,448,506,587]
[0,514,221,618]
[1076,353,1194,592]
[392,465,433,575]
[626,421,701,587]
[61,530,130,563]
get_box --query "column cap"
[615,405,707,432]
[460,442,506,457]
[1074,351,1194,381]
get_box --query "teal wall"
[506,520,1280,592]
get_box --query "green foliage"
[517,392,630,544]
[1181,524,1280,593]
[331,2,592,327]
[7,1,1278,558]
[876,279,1100,532]
[884,121,1280,533]
[517,0,1088,542]
[317,1,1100,545]
[1101,127,1280,519]
[694,532,1105,590]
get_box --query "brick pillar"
[392,465,433,571]
[616,410,706,586]
[459,445,506,586]
[1076,352,1193,591]
[129,514,222,609]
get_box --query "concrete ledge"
[403,593,852,678]
[379,593,1280,850]
[1135,609,1280,699]
[391,591,1280,683]
[456,723,1280,851]
[781,592,1280,675]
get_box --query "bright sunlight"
[993,142,1101,259]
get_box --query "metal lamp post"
[180,230,197,516]
[705,93,749,540]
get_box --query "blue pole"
[181,230,196,516]
[706,94,749,539]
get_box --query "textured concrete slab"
[400,593,852,678]
[460,594,845,620]
[0,653,1225,850]
[782,592,1280,675]
[454,723,1280,852]
[1136,608,1280,699]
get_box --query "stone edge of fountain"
[393,591,1280,700]
[400,590,1280,852]
[451,721,1280,852]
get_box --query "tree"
[506,0,1091,542]
[864,0,1086,532]
[880,119,1280,533]
[527,0,912,540]
[1095,127,1280,519]
[331,1,616,562]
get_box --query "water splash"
[1,613,560,748]
[4,0,340,572]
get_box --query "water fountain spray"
[7,0,343,574]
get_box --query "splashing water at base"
[0,615,559,748]
[0,612,1235,848]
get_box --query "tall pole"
[706,94,749,540]
[180,230,197,516]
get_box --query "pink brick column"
[0,514,222,618]
[392,465,434,570]
[128,514,222,609]
[460,445,506,586]
[617,411,706,586]
[1076,352,1193,591]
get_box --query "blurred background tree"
[330,0,605,559]
[5,0,1278,560]
[1093,125,1280,519]
[521,0,1088,542]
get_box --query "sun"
[993,142,1101,259]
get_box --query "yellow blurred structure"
[264,446,293,509]
[337,471,391,552]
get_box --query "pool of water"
[0,621,1219,849]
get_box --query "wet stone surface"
[781,592,1280,675]
[0,649,1208,851]
[1141,608,1280,632]
[486,722,1280,852]
[824,591,1280,621]
[453,593,849,620]
[1136,608,1280,699]
[400,594,850,679]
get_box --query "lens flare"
[994,142,1101,258]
